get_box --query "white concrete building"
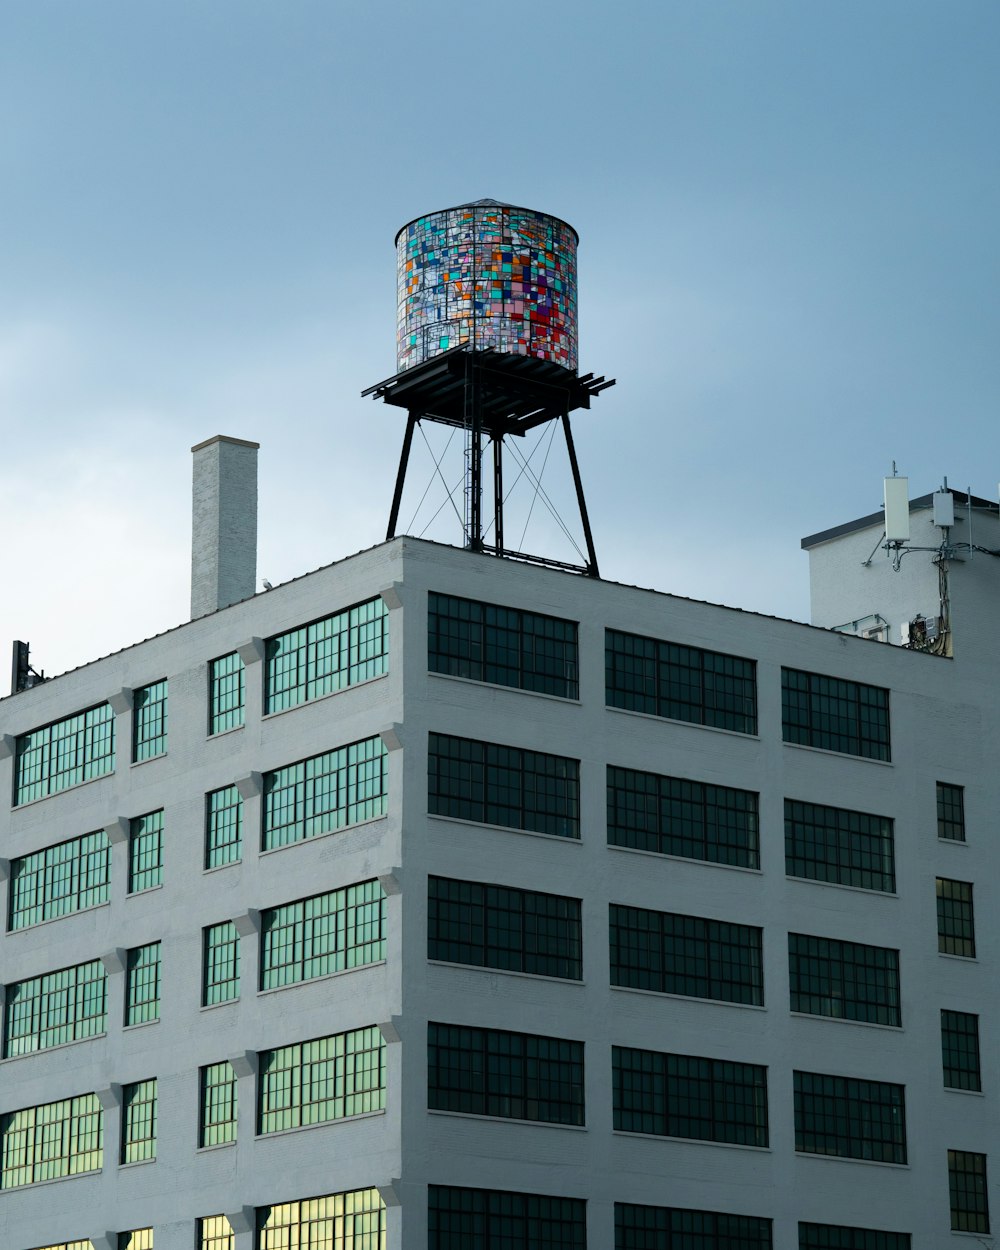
[1,443,998,1250]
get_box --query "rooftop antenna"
[363,199,615,576]
[11,640,46,695]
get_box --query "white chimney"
[191,435,260,618]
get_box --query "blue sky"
[2,1,998,676]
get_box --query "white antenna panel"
[933,491,955,528]
[884,477,910,541]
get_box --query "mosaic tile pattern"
[396,201,578,373]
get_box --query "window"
[937,878,975,957]
[263,736,388,851]
[781,668,890,761]
[428,592,579,698]
[785,799,895,892]
[949,1150,989,1233]
[428,1186,585,1250]
[198,1217,234,1250]
[798,1225,910,1249]
[610,904,763,1005]
[428,733,579,838]
[257,1190,385,1250]
[428,1023,584,1125]
[428,876,582,980]
[121,1079,156,1163]
[936,781,965,841]
[209,652,245,734]
[28,1241,95,1250]
[0,1093,102,1188]
[261,879,385,990]
[265,596,388,713]
[616,1203,772,1249]
[258,1027,385,1133]
[607,765,759,868]
[133,680,167,761]
[607,629,757,734]
[613,1046,768,1146]
[8,830,111,930]
[941,1011,981,1091]
[200,1062,237,1147]
[794,1071,906,1163]
[129,810,163,893]
[14,702,115,805]
[206,785,243,868]
[119,1233,153,1250]
[203,923,240,1005]
[788,933,900,1026]
[4,958,106,1057]
[125,943,161,1024]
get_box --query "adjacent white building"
[1,441,998,1250]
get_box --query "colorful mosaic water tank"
[395,199,579,374]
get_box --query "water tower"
[363,199,614,575]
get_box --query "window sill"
[0,1167,102,1191]
[782,741,893,766]
[785,875,898,900]
[428,1109,586,1131]
[427,813,581,844]
[608,842,762,875]
[428,959,583,987]
[789,1011,901,1032]
[428,670,581,706]
[613,1129,769,1152]
[944,1086,984,1097]
[938,837,969,847]
[130,753,167,768]
[127,883,164,898]
[794,1150,908,1169]
[119,1157,156,1170]
[123,1019,160,1032]
[256,1109,385,1140]
[13,771,114,810]
[203,858,242,875]
[938,952,978,963]
[200,999,239,1012]
[612,984,765,1011]
[207,723,245,741]
[6,900,110,935]
[197,1140,236,1153]
[0,1032,108,1064]
[258,959,387,997]
[260,813,389,858]
[261,671,388,722]
[606,703,759,742]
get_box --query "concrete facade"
[1,519,998,1249]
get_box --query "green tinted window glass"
[0,1093,103,1188]
[9,831,111,930]
[785,799,895,892]
[263,737,387,850]
[258,1027,385,1133]
[941,1010,981,1091]
[203,923,240,1005]
[257,1191,384,1250]
[209,653,245,734]
[4,958,106,1057]
[14,703,115,805]
[133,681,167,761]
[129,810,163,893]
[788,932,900,1026]
[616,1203,773,1249]
[199,1062,237,1147]
[798,1223,911,1249]
[121,1079,156,1163]
[266,597,388,713]
[794,1070,906,1163]
[937,781,965,841]
[782,667,890,761]
[125,943,161,1025]
[949,1150,989,1233]
[428,1186,584,1250]
[937,878,975,956]
[261,880,385,990]
[198,1217,235,1250]
[206,785,243,868]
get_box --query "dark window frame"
[788,932,900,1026]
[794,1070,906,1163]
[785,798,895,892]
[781,667,890,761]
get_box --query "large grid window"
[610,904,763,1005]
[607,765,759,868]
[30,1241,96,1250]
[4,958,106,1057]
[949,1150,989,1233]
[788,933,900,1026]
[794,1071,906,1163]
[119,1232,153,1250]
[936,781,965,841]
[613,1046,768,1146]
[607,629,757,734]
[206,785,243,868]
[428,1023,584,1125]
[941,1010,981,1091]
[261,879,385,990]
[785,799,895,892]
[129,810,163,893]
[429,1186,585,1250]
[266,596,388,713]
[798,1225,911,1249]
[258,1028,385,1133]
[428,592,579,698]
[121,1079,156,1163]
[8,830,111,930]
[263,736,387,850]
[198,1216,235,1250]
[203,923,240,1005]
[200,1061,238,1147]
[0,1093,102,1188]
[429,733,579,838]
[428,876,582,980]
[937,878,975,956]
[209,652,245,734]
[133,680,167,762]
[616,1203,772,1249]
[14,703,115,805]
[782,668,890,761]
[257,1190,385,1250]
[125,943,161,1025]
